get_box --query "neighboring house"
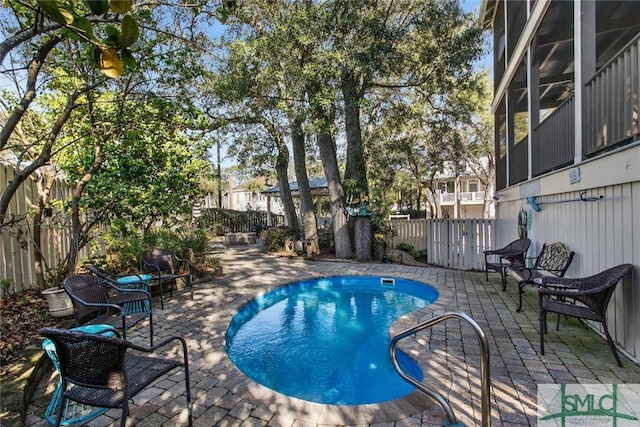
[222,175,271,212]
[429,158,495,219]
[262,177,329,226]
[481,0,640,362]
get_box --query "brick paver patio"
[24,246,640,426]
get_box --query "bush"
[395,242,415,253]
[413,249,427,260]
[261,227,298,252]
[102,227,216,273]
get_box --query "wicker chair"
[85,264,148,284]
[484,238,531,290]
[538,264,633,367]
[40,327,192,427]
[141,249,193,310]
[63,274,153,345]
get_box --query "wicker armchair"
[40,327,192,427]
[141,249,193,310]
[538,264,633,367]
[64,274,153,345]
[484,238,531,290]
[85,264,148,284]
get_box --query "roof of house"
[262,177,328,196]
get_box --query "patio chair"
[85,264,153,314]
[84,264,147,284]
[538,263,633,367]
[40,327,192,427]
[484,238,531,290]
[63,274,153,345]
[141,248,193,310]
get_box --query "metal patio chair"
[538,263,633,367]
[141,248,193,310]
[40,327,192,427]
[63,274,153,345]
[484,238,531,290]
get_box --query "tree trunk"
[33,171,55,288]
[341,69,368,193]
[317,129,352,259]
[291,115,319,255]
[275,149,298,230]
[1,35,63,151]
[353,216,372,260]
[306,78,352,259]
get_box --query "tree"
[1,0,216,277]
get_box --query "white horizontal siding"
[495,181,639,362]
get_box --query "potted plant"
[41,286,74,318]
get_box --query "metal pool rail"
[389,312,491,427]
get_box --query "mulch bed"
[0,288,56,375]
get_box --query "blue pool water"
[226,276,439,405]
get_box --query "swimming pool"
[226,275,439,405]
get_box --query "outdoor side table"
[42,324,117,425]
[116,274,152,314]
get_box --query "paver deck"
[25,246,640,426]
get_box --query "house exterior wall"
[494,141,640,362]
[484,0,640,363]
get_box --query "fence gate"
[425,219,494,270]
[386,218,495,270]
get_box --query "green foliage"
[395,242,415,253]
[370,213,396,240]
[32,0,139,78]
[413,249,427,260]
[1,279,12,299]
[102,226,214,273]
[260,227,298,252]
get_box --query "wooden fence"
[1,164,108,294]
[386,218,495,270]
[196,208,284,233]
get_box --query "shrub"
[102,227,216,273]
[261,227,298,252]
[395,243,415,253]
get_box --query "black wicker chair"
[40,327,192,427]
[63,274,153,345]
[85,264,148,284]
[484,238,531,290]
[141,249,193,310]
[538,264,633,367]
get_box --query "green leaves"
[119,14,139,48]
[36,0,73,24]
[34,0,139,79]
[110,0,132,14]
[82,0,109,15]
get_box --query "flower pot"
[42,287,74,318]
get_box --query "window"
[496,97,507,158]
[511,55,529,145]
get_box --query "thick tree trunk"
[307,80,352,259]
[275,150,298,229]
[317,130,352,259]
[353,216,372,260]
[291,115,319,255]
[341,69,368,193]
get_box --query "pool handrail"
[389,311,491,427]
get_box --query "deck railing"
[584,34,640,157]
[532,97,575,176]
[508,136,529,185]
